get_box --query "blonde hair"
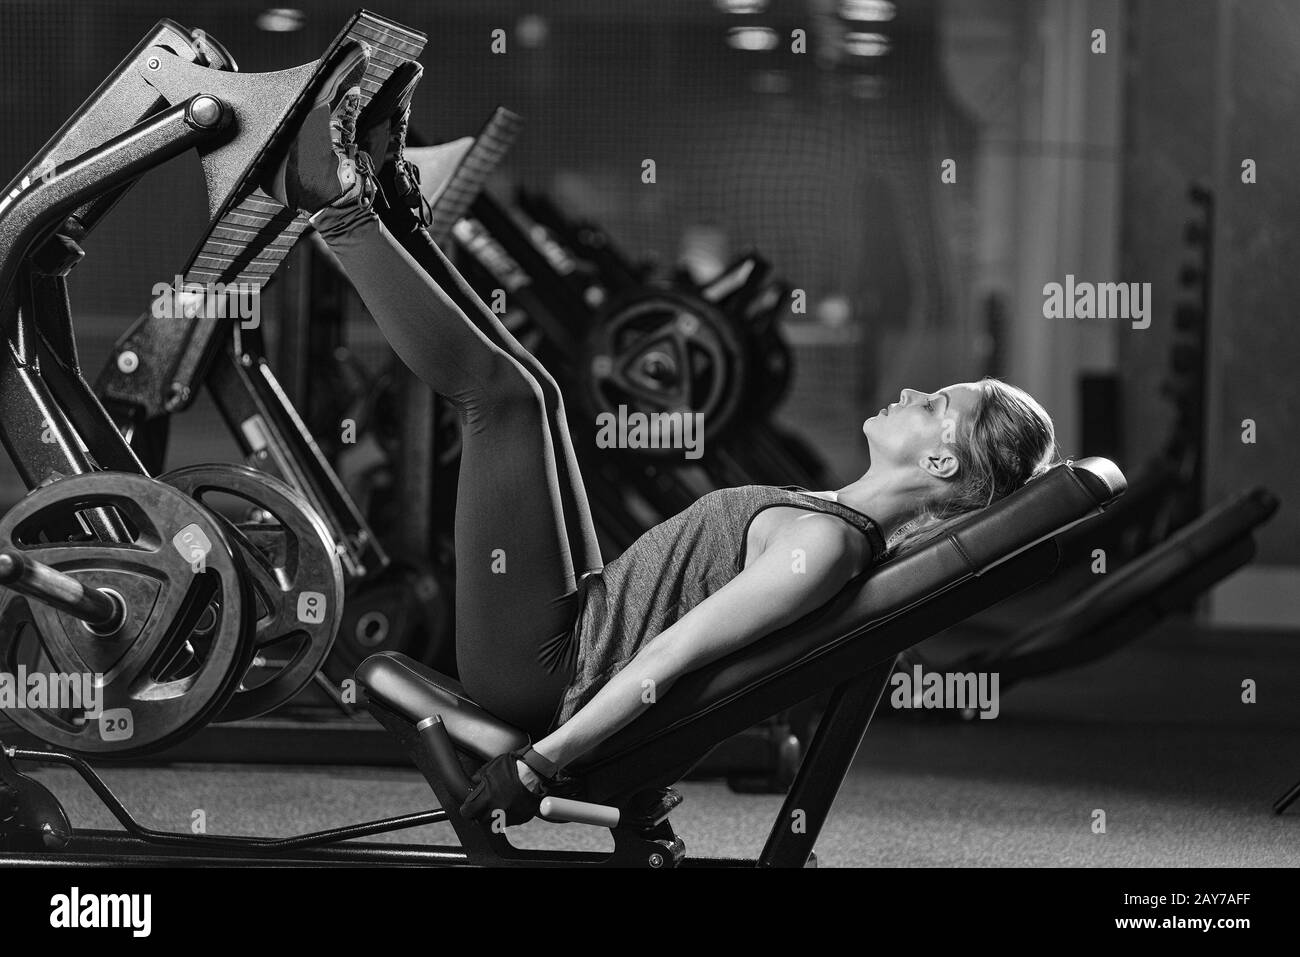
[886,378,1058,556]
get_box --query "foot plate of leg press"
[98,11,428,421]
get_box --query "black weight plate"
[324,563,453,685]
[159,464,345,722]
[579,289,747,458]
[0,472,252,756]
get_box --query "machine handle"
[537,796,621,828]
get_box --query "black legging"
[313,201,602,737]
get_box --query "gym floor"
[21,618,1299,867]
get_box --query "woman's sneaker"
[356,61,431,225]
[265,41,374,215]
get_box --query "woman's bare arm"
[525,512,869,780]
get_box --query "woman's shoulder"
[700,484,859,516]
[692,484,819,516]
[695,483,770,505]
[703,483,804,501]
[768,487,888,562]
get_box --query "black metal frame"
[0,12,421,508]
[204,327,386,581]
[0,656,897,867]
[0,13,437,733]
[0,96,226,513]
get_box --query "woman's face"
[863,382,983,478]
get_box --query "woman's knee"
[525,363,569,420]
[475,353,548,419]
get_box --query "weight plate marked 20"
[0,471,252,756]
[160,463,345,722]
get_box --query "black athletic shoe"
[356,61,431,225]
[265,41,374,215]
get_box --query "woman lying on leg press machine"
[273,42,1060,827]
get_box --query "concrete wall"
[941,0,1125,462]
[1120,0,1299,626]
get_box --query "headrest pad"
[840,456,1124,624]
[921,455,1125,573]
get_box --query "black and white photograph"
[0,0,1294,931]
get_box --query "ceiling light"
[844,31,890,56]
[256,8,304,32]
[840,1,896,22]
[727,26,780,51]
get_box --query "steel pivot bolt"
[188,95,223,128]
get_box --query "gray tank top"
[551,484,886,729]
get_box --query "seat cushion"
[356,652,528,760]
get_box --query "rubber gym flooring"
[15,617,1300,867]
